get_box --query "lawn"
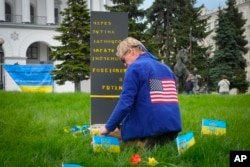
[0,91,249,167]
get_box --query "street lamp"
[0,38,5,90]
[189,27,192,67]
[205,49,212,93]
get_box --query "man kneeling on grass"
[99,37,182,149]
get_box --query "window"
[5,3,11,22]
[30,5,34,23]
[55,8,59,24]
[47,46,53,63]
[27,43,38,59]
[207,23,211,31]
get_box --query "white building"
[0,0,112,93]
[200,0,250,91]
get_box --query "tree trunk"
[75,81,81,92]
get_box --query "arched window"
[5,3,11,22]
[26,42,53,64]
[27,43,38,59]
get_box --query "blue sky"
[195,0,226,10]
[143,0,227,11]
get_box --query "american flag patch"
[149,79,178,103]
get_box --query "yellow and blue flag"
[201,119,226,135]
[176,131,195,155]
[4,64,53,92]
[92,136,120,153]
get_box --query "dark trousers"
[143,132,179,149]
[108,128,179,149]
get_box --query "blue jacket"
[105,52,182,141]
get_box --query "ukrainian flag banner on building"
[201,119,226,135]
[4,64,53,92]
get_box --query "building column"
[22,0,30,23]
[90,0,94,11]
[91,0,102,11]
[0,0,5,21]
[106,0,113,7]
[46,0,55,24]
[100,0,105,11]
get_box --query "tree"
[104,0,148,41]
[225,0,248,54]
[146,0,177,64]
[147,0,210,92]
[147,0,209,66]
[50,0,90,91]
[173,0,210,73]
[209,8,248,93]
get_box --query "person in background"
[191,67,201,94]
[99,37,182,149]
[185,74,194,94]
[218,75,230,95]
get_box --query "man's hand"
[99,126,109,135]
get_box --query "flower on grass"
[129,154,176,166]
[130,154,142,165]
[147,157,159,166]
[64,128,69,133]
[92,129,99,136]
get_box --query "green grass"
[0,91,250,167]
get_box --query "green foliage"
[225,0,248,54]
[1,91,250,166]
[210,3,248,93]
[184,2,211,75]
[146,0,177,64]
[50,0,90,91]
[105,0,148,41]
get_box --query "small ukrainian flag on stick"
[201,119,226,136]
[176,131,195,155]
[92,136,120,153]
